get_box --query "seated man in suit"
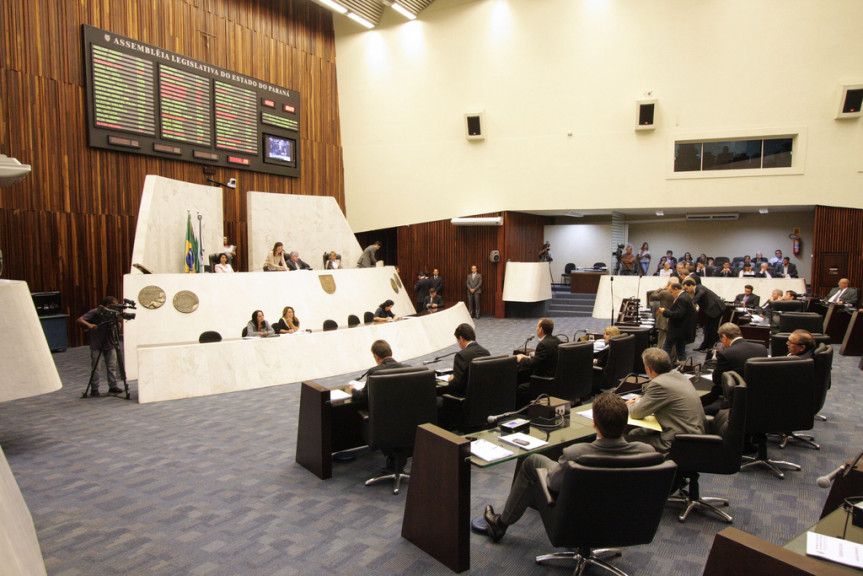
[446,323,491,397]
[702,322,768,414]
[786,329,816,359]
[717,261,734,277]
[285,251,312,270]
[350,339,410,402]
[423,287,443,311]
[778,256,799,278]
[761,289,784,309]
[482,392,654,542]
[753,262,772,278]
[825,277,858,307]
[516,317,561,387]
[625,348,707,454]
[733,285,760,308]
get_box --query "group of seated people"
[244,306,302,337]
[263,242,315,271]
[651,248,799,279]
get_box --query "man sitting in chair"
[516,318,561,385]
[350,339,409,402]
[483,392,654,542]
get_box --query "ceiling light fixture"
[390,2,417,19]
[316,0,347,14]
[347,11,375,28]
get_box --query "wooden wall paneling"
[812,205,863,297]
[1,0,343,346]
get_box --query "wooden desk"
[824,303,853,345]
[784,507,863,575]
[740,324,771,348]
[570,270,606,293]
[840,309,863,356]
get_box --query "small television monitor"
[263,134,296,168]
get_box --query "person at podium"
[373,300,396,323]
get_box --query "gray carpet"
[1,316,861,575]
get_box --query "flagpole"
[197,212,204,273]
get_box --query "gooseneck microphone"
[522,335,535,354]
[817,464,848,488]
[423,351,457,365]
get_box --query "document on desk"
[806,532,863,569]
[577,408,663,432]
[329,389,351,403]
[498,432,548,451]
[470,439,514,463]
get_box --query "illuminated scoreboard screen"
[83,25,300,178]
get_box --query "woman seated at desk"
[325,251,341,270]
[273,306,300,334]
[264,242,288,271]
[246,310,275,337]
[374,299,396,323]
[215,253,234,273]
[738,264,755,277]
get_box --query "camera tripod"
[82,319,130,400]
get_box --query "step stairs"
[547,285,595,317]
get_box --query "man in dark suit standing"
[658,282,697,362]
[825,278,858,307]
[447,323,491,397]
[702,322,767,414]
[466,265,482,319]
[414,271,431,313]
[429,268,443,296]
[733,285,761,308]
[350,340,410,402]
[516,317,562,386]
[683,278,725,351]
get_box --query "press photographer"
[538,241,553,263]
[76,296,135,397]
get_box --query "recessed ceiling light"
[316,0,347,14]
[391,2,416,19]
[347,11,375,28]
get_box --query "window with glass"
[674,137,793,172]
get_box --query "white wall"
[335,0,863,232]
[544,223,612,278]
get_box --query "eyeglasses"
[787,340,803,347]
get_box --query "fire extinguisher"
[789,233,801,255]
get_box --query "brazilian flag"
[184,213,199,273]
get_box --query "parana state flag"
[184,213,199,273]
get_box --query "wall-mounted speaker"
[465,112,485,140]
[836,84,863,119]
[489,250,500,263]
[635,98,657,131]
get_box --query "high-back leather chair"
[361,367,438,494]
[740,357,817,479]
[530,453,676,576]
[617,326,652,374]
[593,333,635,392]
[778,343,833,450]
[363,311,375,324]
[561,262,576,286]
[778,312,824,334]
[323,319,338,331]
[769,332,831,357]
[441,355,517,432]
[347,314,360,327]
[668,374,747,523]
[199,330,222,343]
[528,341,594,405]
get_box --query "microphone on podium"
[423,350,457,365]
[522,335,535,354]
[817,463,848,489]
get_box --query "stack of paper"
[470,439,514,462]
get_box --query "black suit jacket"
[286,258,311,271]
[449,342,491,396]
[520,335,561,378]
[663,292,697,344]
[351,358,410,402]
[414,277,431,307]
[710,338,768,397]
[825,286,859,307]
[423,294,443,310]
[734,293,761,308]
[691,284,725,318]
[779,262,799,278]
[429,275,443,295]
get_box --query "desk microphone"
[423,351,457,365]
[356,368,371,381]
[522,335,535,353]
[487,409,524,425]
[817,463,848,488]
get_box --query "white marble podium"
[136,303,472,403]
[502,262,553,302]
[0,280,62,403]
[0,445,47,576]
[592,276,808,319]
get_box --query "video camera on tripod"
[97,298,137,322]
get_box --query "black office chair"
[441,355,517,432]
[561,262,576,286]
[730,256,744,272]
[593,334,635,392]
[769,332,831,357]
[323,319,338,331]
[360,367,438,494]
[199,330,222,343]
[363,311,375,324]
[616,326,651,374]
[241,326,249,337]
[206,253,220,273]
[766,299,805,313]
[347,314,360,327]
[531,453,677,576]
[668,373,747,523]
[593,262,607,270]
[776,343,833,450]
[740,357,817,479]
[778,312,824,334]
[713,256,730,268]
[526,341,594,405]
